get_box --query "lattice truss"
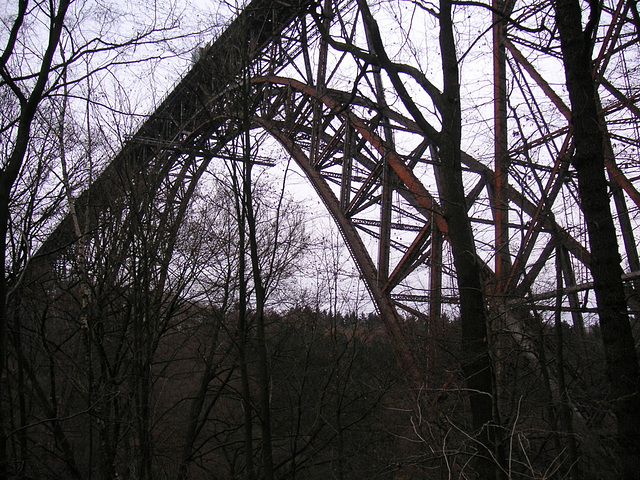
[42,0,640,343]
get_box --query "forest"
[1,0,640,478]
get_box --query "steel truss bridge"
[36,0,640,376]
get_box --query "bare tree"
[1,5,74,476]
[553,0,640,478]
[0,1,223,475]
[334,2,504,476]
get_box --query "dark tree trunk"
[355,0,503,476]
[437,1,503,477]
[554,1,640,478]
[234,169,256,480]
[0,3,71,476]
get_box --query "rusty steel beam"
[256,116,424,384]
[253,74,600,316]
[255,76,450,233]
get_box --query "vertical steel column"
[609,165,640,305]
[429,222,443,323]
[601,110,640,292]
[612,184,640,274]
[364,14,394,284]
[299,15,315,84]
[492,0,512,294]
[340,123,353,211]
[428,221,443,380]
[310,0,332,167]
[378,163,393,283]
[558,246,586,335]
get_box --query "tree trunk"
[232,158,257,480]
[355,0,503,476]
[554,1,640,478]
[437,1,503,477]
[0,2,71,476]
